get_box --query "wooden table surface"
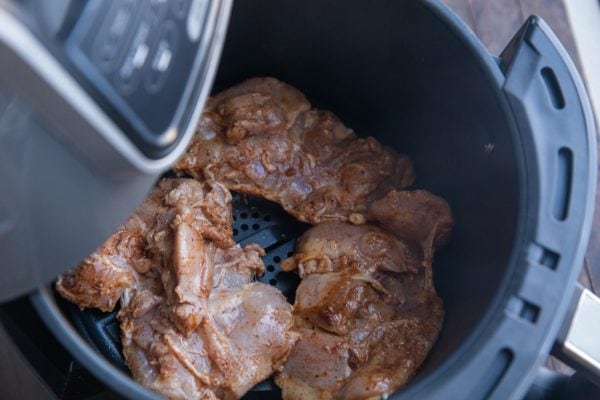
[442,0,598,374]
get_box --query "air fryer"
[15,0,600,399]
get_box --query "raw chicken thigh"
[57,178,297,400]
[275,222,445,400]
[174,77,414,225]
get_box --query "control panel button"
[92,0,138,74]
[144,21,178,94]
[114,10,157,95]
[187,0,209,41]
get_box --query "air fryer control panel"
[0,0,229,302]
[25,0,213,157]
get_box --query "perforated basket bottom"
[57,193,308,397]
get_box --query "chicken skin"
[369,189,454,249]
[275,222,445,400]
[174,77,414,225]
[57,179,297,399]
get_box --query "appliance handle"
[500,15,599,397]
[552,285,600,385]
[501,13,596,228]
[501,14,596,260]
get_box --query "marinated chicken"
[174,77,414,224]
[56,179,233,315]
[275,222,446,400]
[57,178,297,399]
[58,78,455,400]
[369,189,454,249]
[55,228,139,312]
[280,222,421,278]
[119,248,297,400]
[55,178,177,313]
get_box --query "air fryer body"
[25,1,597,400]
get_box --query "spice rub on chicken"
[56,178,235,316]
[174,77,414,225]
[57,179,297,399]
[119,248,297,400]
[275,222,446,400]
[58,78,455,400]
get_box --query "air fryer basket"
[32,1,597,399]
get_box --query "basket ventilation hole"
[472,348,514,399]
[541,67,565,109]
[506,296,541,324]
[553,147,573,221]
[527,243,560,270]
